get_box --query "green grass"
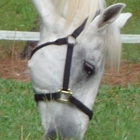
[0,0,38,58]
[0,0,37,30]
[1,79,140,140]
[0,79,43,140]
[86,85,140,140]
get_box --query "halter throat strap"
[31,18,93,120]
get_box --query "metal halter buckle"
[57,89,73,103]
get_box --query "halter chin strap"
[34,90,93,120]
[30,18,93,120]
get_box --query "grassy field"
[0,79,140,140]
[0,80,43,140]
[0,0,37,58]
[0,0,140,140]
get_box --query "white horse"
[28,0,131,139]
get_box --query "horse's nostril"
[45,129,57,140]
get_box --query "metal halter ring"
[57,89,73,103]
[67,35,77,45]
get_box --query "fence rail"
[0,30,140,44]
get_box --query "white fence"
[0,30,140,44]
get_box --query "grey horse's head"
[28,1,131,139]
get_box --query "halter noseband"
[30,18,93,120]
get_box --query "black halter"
[30,18,93,120]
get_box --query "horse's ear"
[114,13,132,29]
[96,3,126,30]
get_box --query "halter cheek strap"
[30,18,93,120]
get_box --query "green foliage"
[123,44,140,63]
[0,0,38,58]
[0,79,43,140]
[0,0,37,30]
[85,85,140,140]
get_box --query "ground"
[103,62,140,86]
[0,55,140,86]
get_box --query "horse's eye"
[84,61,95,76]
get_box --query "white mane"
[105,23,122,66]
[53,0,106,27]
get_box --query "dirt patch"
[0,57,140,86]
[102,62,140,86]
[0,58,30,82]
